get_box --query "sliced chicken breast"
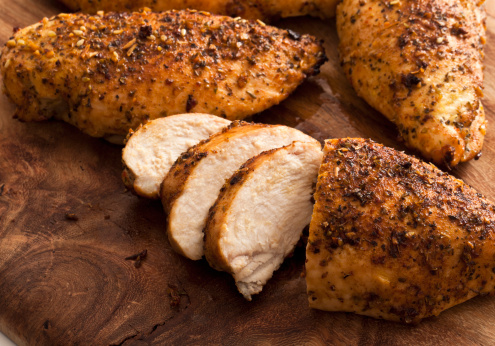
[161,121,318,260]
[205,141,322,300]
[0,10,326,139]
[306,138,495,323]
[122,113,231,199]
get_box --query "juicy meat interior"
[122,113,230,199]
[205,141,322,300]
[161,121,318,260]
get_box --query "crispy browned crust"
[337,0,486,166]
[307,138,495,323]
[60,0,268,19]
[0,10,326,138]
[204,145,282,272]
[121,126,140,193]
[59,0,338,21]
[121,165,136,192]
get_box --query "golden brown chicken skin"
[337,0,486,167]
[0,10,326,140]
[306,138,495,323]
[59,0,338,21]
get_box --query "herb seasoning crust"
[59,0,338,21]
[0,9,326,139]
[306,138,495,323]
[337,0,486,166]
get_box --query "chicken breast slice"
[0,10,326,140]
[337,0,486,166]
[59,0,338,21]
[306,138,495,323]
[122,113,231,199]
[205,141,322,300]
[161,121,319,260]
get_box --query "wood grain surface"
[0,0,494,345]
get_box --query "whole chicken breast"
[337,0,486,166]
[0,10,326,140]
[306,138,495,323]
[161,121,318,260]
[59,0,338,21]
[205,141,322,300]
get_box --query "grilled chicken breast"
[205,141,322,300]
[59,0,338,21]
[337,0,486,166]
[0,10,326,140]
[306,138,495,323]
[161,121,318,260]
[122,113,230,199]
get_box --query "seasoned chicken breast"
[122,113,231,199]
[337,0,486,166]
[161,121,318,260]
[205,141,322,300]
[59,0,338,21]
[0,10,326,140]
[306,138,495,323]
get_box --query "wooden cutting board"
[1,0,495,344]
